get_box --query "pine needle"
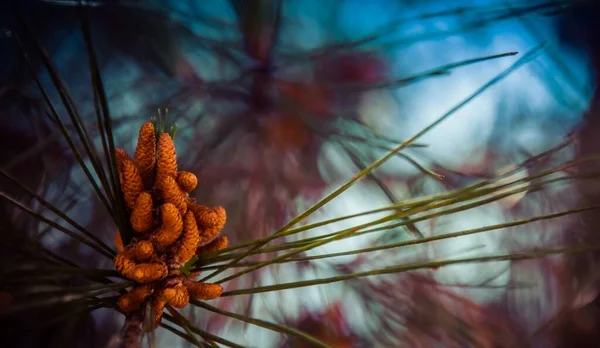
[200,44,545,282]
[162,313,245,348]
[192,300,334,348]
[222,243,600,296]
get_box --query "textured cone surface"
[177,171,198,192]
[198,226,224,245]
[156,133,177,182]
[151,203,184,247]
[173,211,201,265]
[133,240,154,261]
[115,250,136,275]
[115,148,130,167]
[118,285,152,313]
[197,236,229,254]
[130,192,154,233]
[120,159,145,210]
[157,175,188,215]
[191,205,227,229]
[130,263,168,283]
[185,281,223,300]
[158,285,189,308]
[115,251,167,283]
[134,122,156,187]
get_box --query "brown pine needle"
[201,169,593,271]
[336,51,519,91]
[0,170,115,256]
[208,155,599,262]
[162,313,245,348]
[200,44,543,282]
[192,300,334,348]
[222,243,600,296]
[165,306,211,348]
[0,191,115,259]
[242,205,600,266]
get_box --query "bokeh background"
[1,0,600,347]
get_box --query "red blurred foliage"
[317,52,388,85]
[276,80,332,118]
[282,302,355,348]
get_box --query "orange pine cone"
[157,285,189,308]
[129,263,168,283]
[155,133,177,182]
[151,203,183,247]
[190,205,227,229]
[176,171,198,193]
[133,240,154,261]
[143,296,166,332]
[117,285,152,313]
[119,158,145,210]
[115,250,167,283]
[134,122,156,187]
[156,175,188,215]
[198,226,224,247]
[114,148,130,168]
[130,192,154,233]
[187,205,226,244]
[114,230,124,253]
[196,236,229,255]
[183,280,223,300]
[114,249,137,276]
[172,211,201,266]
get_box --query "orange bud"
[156,133,177,182]
[176,171,198,193]
[134,122,156,188]
[183,280,223,300]
[133,240,154,261]
[190,205,227,229]
[157,285,189,308]
[117,285,152,313]
[114,148,130,168]
[199,226,224,246]
[114,249,137,276]
[188,205,226,244]
[130,263,168,283]
[156,175,188,215]
[172,211,200,266]
[196,236,229,255]
[119,158,145,210]
[130,192,154,234]
[114,250,167,283]
[151,203,183,247]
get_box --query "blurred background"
[1,0,600,347]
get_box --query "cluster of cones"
[113,121,228,330]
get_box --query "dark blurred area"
[554,1,600,346]
[0,1,176,347]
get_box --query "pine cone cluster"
[113,121,228,330]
